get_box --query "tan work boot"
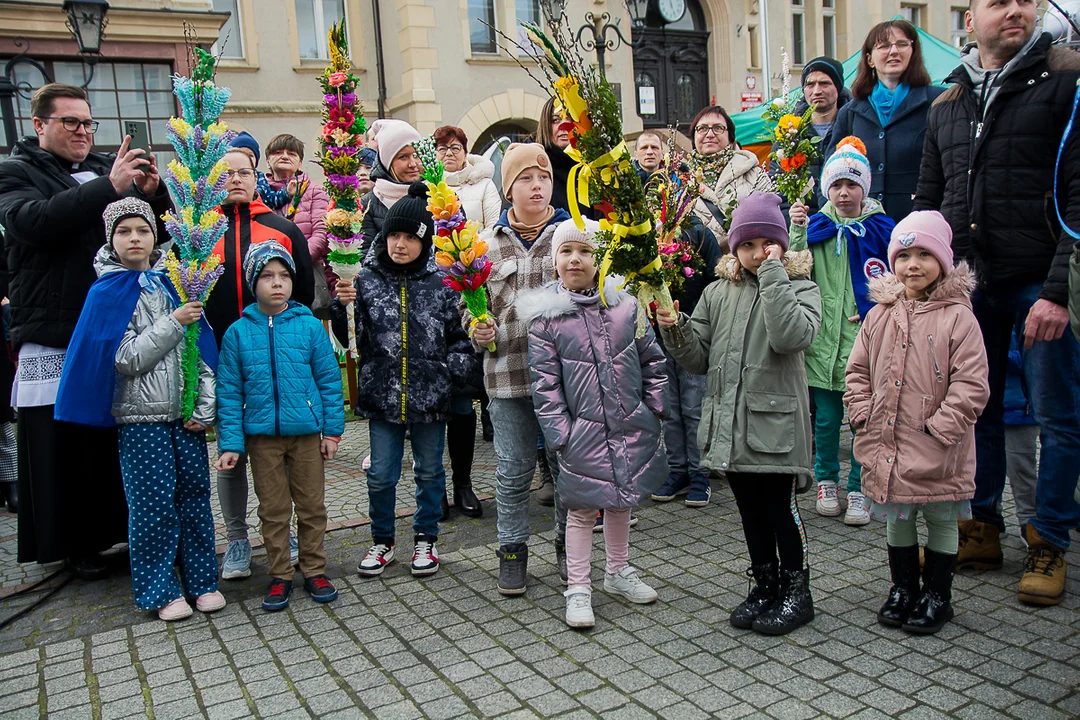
[1017,524,1066,606]
[956,519,1003,571]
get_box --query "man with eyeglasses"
[0,83,172,579]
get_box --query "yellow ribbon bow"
[564,141,629,231]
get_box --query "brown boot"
[1017,524,1066,606]
[956,519,1003,571]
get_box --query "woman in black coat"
[827,19,943,223]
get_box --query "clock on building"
[645,0,686,26]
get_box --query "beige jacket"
[845,264,989,506]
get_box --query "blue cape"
[54,269,218,428]
[806,211,896,319]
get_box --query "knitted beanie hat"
[821,136,871,197]
[371,119,422,171]
[501,142,552,199]
[244,240,296,294]
[383,182,432,247]
[230,131,261,166]
[104,197,158,248]
[551,218,599,263]
[726,193,790,252]
[888,210,954,274]
[802,56,845,91]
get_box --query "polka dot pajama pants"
[118,421,219,610]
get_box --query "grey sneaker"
[497,543,528,596]
[289,534,299,566]
[221,539,251,580]
[564,586,594,628]
[603,565,658,604]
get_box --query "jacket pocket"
[306,398,320,428]
[896,396,956,480]
[745,391,797,454]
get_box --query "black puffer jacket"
[0,138,172,348]
[331,239,476,424]
[913,35,1080,305]
[359,156,398,255]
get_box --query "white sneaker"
[410,535,439,576]
[816,482,842,517]
[844,491,871,526]
[357,543,395,576]
[603,565,658,604]
[362,455,372,471]
[564,586,594,628]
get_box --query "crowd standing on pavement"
[0,0,1078,638]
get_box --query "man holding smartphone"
[0,83,173,579]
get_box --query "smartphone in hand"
[123,120,150,155]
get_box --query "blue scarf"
[870,81,910,127]
[806,210,896,319]
[55,269,218,428]
[256,173,291,211]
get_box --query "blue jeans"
[488,397,567,544]
[972,285,1080,549]
[366,420,446,542]
[662,351,705,478]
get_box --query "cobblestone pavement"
[0,414,1078,719]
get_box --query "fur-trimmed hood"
[515,277,628,326]
[444,154,495,187]
[715,249,814,284]
[867,262,976,306]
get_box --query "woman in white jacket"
[435,126,502,232]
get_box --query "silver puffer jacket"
[97,246,216,427]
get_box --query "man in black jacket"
[913,0,1080,607]
[0,83,173,577]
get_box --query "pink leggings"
[565,508,631,587]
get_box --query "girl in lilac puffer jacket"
[517,219,668,630]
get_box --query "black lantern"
[63,0,110,56]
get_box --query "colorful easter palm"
[762,49,822,204]
[161,46,233,420]
[315,21,367,358]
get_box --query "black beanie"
[802,56,845,91]
[377,181,433,274]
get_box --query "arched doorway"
[632,0,710,135]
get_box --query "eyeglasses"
[694,123,729,137]
[436,144,465,156]
[225,169,255,179]
[874,39,913,52]
[38,116,99,134]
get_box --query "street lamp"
[543,0,646,79]
[1,1,109,153]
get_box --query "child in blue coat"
[216,241,345,612]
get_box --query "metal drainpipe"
[373,0,388,118]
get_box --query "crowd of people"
[0,0,1077,637]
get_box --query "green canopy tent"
[733,26,963,149]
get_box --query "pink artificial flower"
[681,252,691,262]
[328,72,348,87]
[683,267,694,277]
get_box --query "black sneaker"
[592,510,638,533]
[262,579,293,612]
[555,538,568,586]
[497,543,528,596]
[304,574,338,603]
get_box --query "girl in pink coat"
[845,210,989,636]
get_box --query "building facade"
[0,1,1039,167]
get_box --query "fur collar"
[867,262,977,305]
[515,277,628,325]
[714,249,814,284]
[444,154,495,186]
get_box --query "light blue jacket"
[217,301,345,453]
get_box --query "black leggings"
[727,472,808,571]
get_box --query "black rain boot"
[4,482,16,514]
[729,563,779,629]
[752,568,814,635]
[536,451,555,507]
[902,547,956,635]
[878,544,921,627]
[497,543,528,596]
[448,411,482,518]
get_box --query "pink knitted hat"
[371,119,422,170]
[888,210,954,274]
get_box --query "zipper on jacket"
[399,279,408,424]
[269,314,281,436]
[234,205,244,315]
[927,334,944,382]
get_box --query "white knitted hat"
[551,218,600,263]
[821,136,872,197]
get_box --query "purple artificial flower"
[450,261,467,276]
[328,146,360,158]
[471,257,488,271]
[683,266,695,278]
[435,212,465,234]
[328,174,360,190]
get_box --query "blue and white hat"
[243,240,295,293]
[821,136,872,197]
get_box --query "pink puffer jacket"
[517,280,668,510]
[844,263,989,506]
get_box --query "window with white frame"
[791,0,805,65]
[469,0,497,54]
[951,7,969,48]
[296,0,346,60]
[823,0,836,59]
[211,0,244,59]
[900,3,923,28]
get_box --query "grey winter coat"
[105,246,216,427]
[661,252,820,487]
[518,280,668,509]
